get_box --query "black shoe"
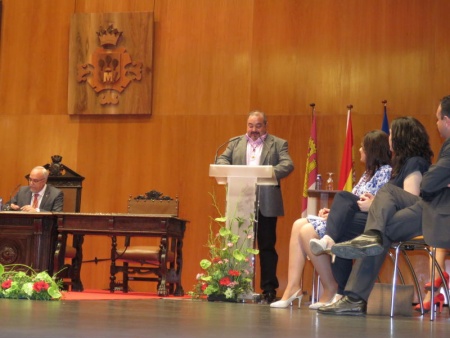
[331,233,383,259]
[262,291,277,304]
[317,296,366,316]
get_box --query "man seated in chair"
[318,95,450,316]
[9,166,64,212]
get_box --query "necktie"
[32,194,39,209]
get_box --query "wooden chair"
[44,155,85,291]
[110,191,184,296]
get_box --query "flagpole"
[347,104,356,186]
[346,104,353,135]
[303,102,318,302]
[381,100,390,135]
[301,103,318,218]
[310,103,315,121]
[346,105,353,138]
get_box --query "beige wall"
[0,0,448,296]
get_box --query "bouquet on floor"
[0,264,63,301]
[190,195,259,301]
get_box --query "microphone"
[4,184,21,210]
[214,136,242,164]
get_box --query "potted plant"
[190,194,259,302]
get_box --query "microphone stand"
[213,136,242,163]
[3,184,21,210]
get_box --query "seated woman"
[310,116,433,303]
[270,130,392,309]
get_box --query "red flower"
[228,270,240,276]
[219,277,231,286]
[201,283,208,291]
[1,279,12,289]
[33,281,50,293]
[212,257,222,263]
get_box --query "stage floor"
[0,297,448,337]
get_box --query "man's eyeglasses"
[28,178,46,183]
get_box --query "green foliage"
[0,264,63,301]
[189,193,259,301]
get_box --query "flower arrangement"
[0,264,63,301]
[190,195,259,301]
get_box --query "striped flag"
[338,106,354,192]
[381,100,389,134]
[301,106,318,217]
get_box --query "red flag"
[301,108,318,217]
[338,107,354,191]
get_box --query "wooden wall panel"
[0,0,449,296]
[68,12,154,115]
[74,0,154,13]
[0,0,74,116]
[0,115,79,195]
[153,0,254,115]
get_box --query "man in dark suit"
[10,166,64,212]
[318,95,450,316]
[216,110,294,303]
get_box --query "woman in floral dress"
[270,130,392,309]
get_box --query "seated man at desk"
[9,166,64,212]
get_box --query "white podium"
[209,165,277,245]
[209,164,278,301]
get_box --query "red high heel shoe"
[424,271,449,291]
[414,293,445,313]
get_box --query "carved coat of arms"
[77,24,143,105]
[68,12,153,115]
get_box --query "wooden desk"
[0,212,57,273]
[307,189,340,210]
[53,212,187,296]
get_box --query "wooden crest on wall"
[68,12,153,115]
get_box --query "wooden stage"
[0,297,448,337]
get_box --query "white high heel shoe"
[309,237,336,263]
[270,289,303,308]
[309,238,330,256]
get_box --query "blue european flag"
[381,104,389,135]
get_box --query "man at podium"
[216,110,294,303]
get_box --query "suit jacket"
[422,137,450,248]
[216,134,294,217]
[11,185,64,212]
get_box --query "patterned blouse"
[309,164,392,238]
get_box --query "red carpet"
[62,289,192,301]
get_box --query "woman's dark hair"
[363,130,391,178]
[390,116,434,178]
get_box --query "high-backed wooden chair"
[110,191,184,296]
[43,155,84,291]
